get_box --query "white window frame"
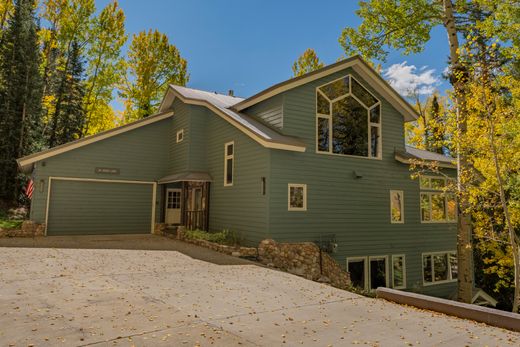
[346,256,368,290]
[368,255,389,291]
[315,74,382,160]
[176,129,184,143]
[390,190,404,224]
[419,175,457,223]
[288,183,307,211]
[224,141,234,187]
[422,251,458,286]
[391,254,406,289]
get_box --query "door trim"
[45,176,157,236]
[165,188,182,225]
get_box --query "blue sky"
[98,0,451,100]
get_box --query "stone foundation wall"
[0,221,45,238]
[153,223,167,235]
[258,239,350,289]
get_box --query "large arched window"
[316,75,381,158]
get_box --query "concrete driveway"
[0,243,519,346]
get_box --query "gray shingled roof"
[395,146,456,167]
[168,85,306,150]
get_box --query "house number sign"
[95,167,120,175]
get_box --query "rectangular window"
[422,251,457,285]
[347,257,367,290]
[392,255,406,289]
[420,176,457,223]
[176,129,184,143]
[369,257,388,290]
[288,184,307,211]
[224,142,234,186]
[390,190,404,223]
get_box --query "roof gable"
[233,55,419,122]
[159,85,306,152]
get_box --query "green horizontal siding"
[187,105,270,246]
[261,66,457,297]
[47,180,153,235]
[30,118,170,224]
[244,94,284,129]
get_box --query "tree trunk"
[484,93,519,312]
[442,0,473,303]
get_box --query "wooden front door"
[165,189,182,224]
[184,181,209,230]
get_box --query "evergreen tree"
[48,41,86,147]
[0,0,43,203]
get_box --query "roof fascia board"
[18,111,174,168]
[170,89,306,152]
[233,57,358,111]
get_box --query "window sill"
[314,150,382,161]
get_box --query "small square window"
[176,129,184,143]
[288,184,307,211]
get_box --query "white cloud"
[383,61,440,97]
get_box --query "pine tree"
[0,0,43,204]
[48,41,86,147]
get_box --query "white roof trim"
[17,111,174,171]
[167,88,306,152]
[232,55,419,122]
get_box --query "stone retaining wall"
[258,239,350,289]
[0,221,45,238]
[176,227,258,258]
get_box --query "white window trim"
[420,192,457,224]
[346,256,368,290]
[315,74,382,160]
[224,141,234,187]
[391,254,407,289]
[422,251,458,286]
[390,190,404,224]
[368,255,389,291]
[288,183,307,211]
[176,129,184,143]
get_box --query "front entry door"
[165,189,182,224]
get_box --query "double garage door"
[46,178,155,236]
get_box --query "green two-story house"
[17,56,458,297]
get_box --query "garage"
[46,178,155,236]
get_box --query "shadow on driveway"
[0,234,257,266]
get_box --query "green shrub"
[0,219,23,229]
[184,229,242,246]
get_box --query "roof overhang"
[232,55,420,122]
[395,148,456,169]
[158,171,213,184]
[163,87,306,152]
[17,111,175,174]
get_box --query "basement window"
[347,257,367,290]
[422,251,457,285]
[369,257,388,290]
[392,255,406,289]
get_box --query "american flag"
[25,178,34,199]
